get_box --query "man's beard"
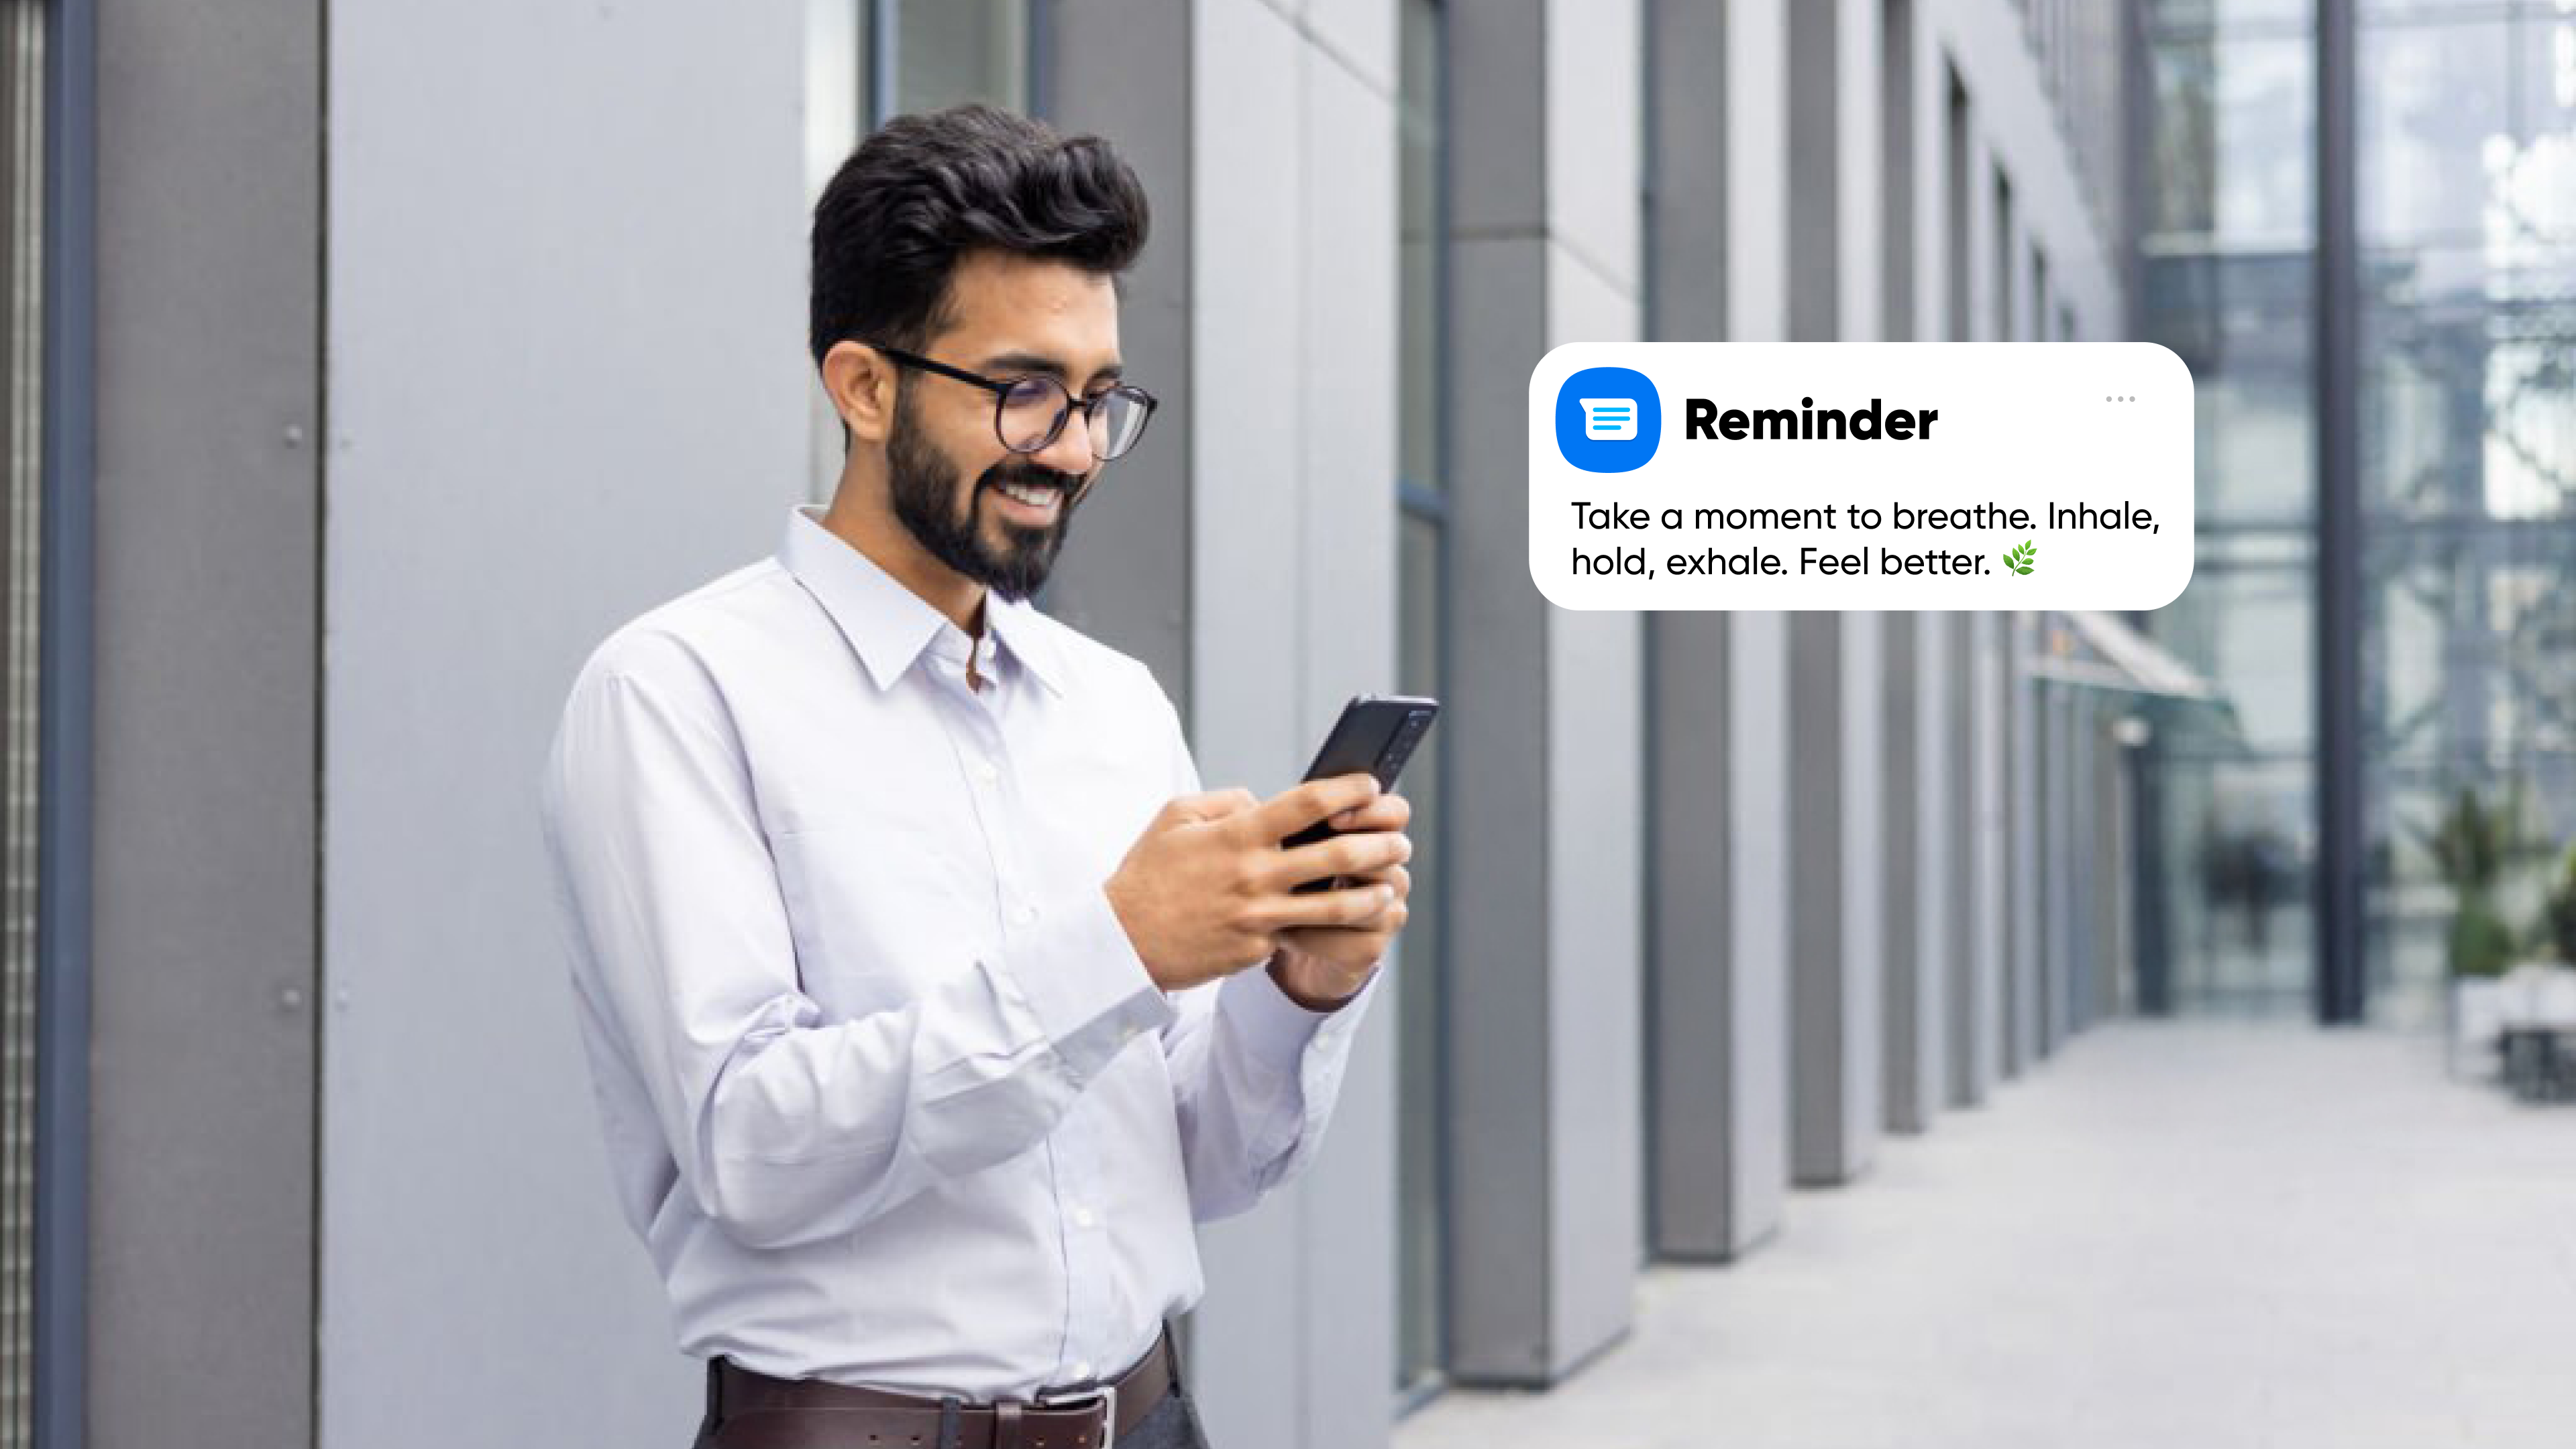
[885,396,1087,602]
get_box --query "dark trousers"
[691,1324,1214,1449]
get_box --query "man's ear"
[820,341,899,446]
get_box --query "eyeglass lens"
[996,378,1152,460]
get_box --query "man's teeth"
[996,480,1058,507]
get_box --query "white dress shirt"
[537,502,1381,1399]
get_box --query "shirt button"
[1071,1361,1093,1381]
[973,759,999,784]
[1015,902,1038,925]
[1073,1204,1097,1228]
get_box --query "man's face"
[881,250,1124,602]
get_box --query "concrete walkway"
[1393,1022,2576,1449]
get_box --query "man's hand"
[1269,789,1411,1009]
[1104,773,1413,993]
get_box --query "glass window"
[2353,1,2576,1024]
[2145,32,2313,248]
[2155,756,2319,1015]
[883,0,1028,123]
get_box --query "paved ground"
[1393,1021,2576,1449]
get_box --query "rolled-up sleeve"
[1146,690,1383,1222]
[537,643,1175,1252]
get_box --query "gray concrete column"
[1789,613,1884,1185]
[1969,611,2011,1095]
[1648,611,1792,1259]
[1169,5,1404,1447]
[91,3,320,1444]
[1644,0,1790,1266]
[2006,611,2043,1073]
[1946,612,1990,1108]
[1443,0,1645,1387]
[1886,612,1948,1134]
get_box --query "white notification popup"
[1529,342,2195,610]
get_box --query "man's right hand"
[1103,773,1413,991]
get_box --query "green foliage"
[2412,784,2530,978]
[2451,888,2518,979]
[2002,540,2036,576]
[2417,785,2516,893]
[2540,844,2576,966]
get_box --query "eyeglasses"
[868,343,1159,462]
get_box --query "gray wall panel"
[1291,40,1403,1449]
[90,1,320,1443]
[322,8,810,1446]
[1185,6,1404,1446]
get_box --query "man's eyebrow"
[977,350,1125,384]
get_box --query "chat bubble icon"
[1579,398,1638,441]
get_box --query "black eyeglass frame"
[867,342,1161,462]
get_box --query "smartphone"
[1283,694,1441,894]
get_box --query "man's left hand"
[1267,792,1412,1010]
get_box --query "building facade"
[30,3,2145,1449]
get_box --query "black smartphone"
[1282,694,1441,894]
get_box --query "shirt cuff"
[1217,959,1345,1087]
[985,884,1178,1084]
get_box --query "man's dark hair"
[809,105,1150,368]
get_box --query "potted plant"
[2420,785,2521,1072]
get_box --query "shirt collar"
[777,503,1067,696]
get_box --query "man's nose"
[1030,413,1097,478]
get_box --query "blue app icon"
[1554,367,1662,473]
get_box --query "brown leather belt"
[700,1326,1176,1449]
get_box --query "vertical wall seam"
[307,0,329,1442]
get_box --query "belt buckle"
[1031,1381,1118,1449]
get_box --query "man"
[537,105,1411,1449]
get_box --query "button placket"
[949,647,1117,1384]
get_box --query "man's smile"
[988,474,1065,523]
